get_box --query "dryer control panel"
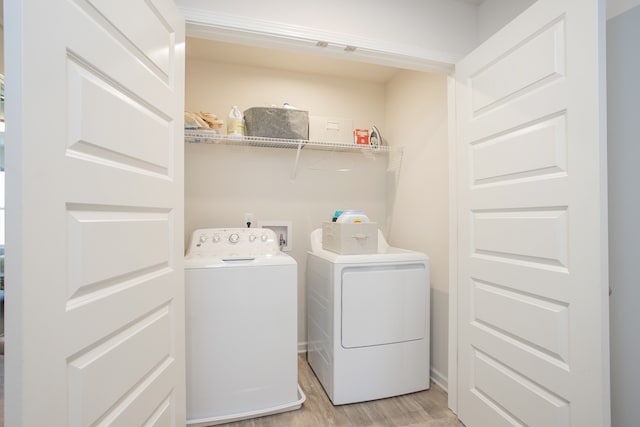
[186,227,280,258]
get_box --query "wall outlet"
[243,213,255,228]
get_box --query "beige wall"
[185,55,391,347]
[185,57,386,129]
[384,70,450,387]
[184,51,450,382]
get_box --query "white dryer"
[306,228,430,405]
[185,228,304,426]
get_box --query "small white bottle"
[227,105,245,138]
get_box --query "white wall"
[476,0,536,44]
[607,5,640,426]
[177,0,478,65]
[475,0,640,45]
[608,0,640,19]
[384,70,450,388]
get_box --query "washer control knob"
[229,233,240,244]
[199,235,207,244]
[212,234,221,243]
[261,234,268,242]
[249,234,257,242]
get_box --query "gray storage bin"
[244,107,309,140]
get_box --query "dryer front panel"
[341,263,428,348]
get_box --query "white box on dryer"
[321,222,378,255]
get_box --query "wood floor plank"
[0,353,461,427]
[0,353,462,427]
[217,354,463,427]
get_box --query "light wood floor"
[218,354,464,427]
[0,354,462,427]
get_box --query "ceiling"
[186,37,403,83]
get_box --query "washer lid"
[184,253,296,269]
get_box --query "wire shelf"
[184,128,402,154]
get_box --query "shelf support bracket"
[290,141,304,180]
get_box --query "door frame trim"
[179,6,456,74]
[446,75,459,412]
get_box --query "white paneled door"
[5,0,185,425]
[455,0,609,426]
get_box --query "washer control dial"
[187,228,280,257]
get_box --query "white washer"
[306,228,430,405]
[185,228,304,427]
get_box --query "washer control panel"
[186,227,279,258]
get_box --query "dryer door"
[341,263,429,348]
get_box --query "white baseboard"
[430,367,448,392]
[298,341,307,354]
